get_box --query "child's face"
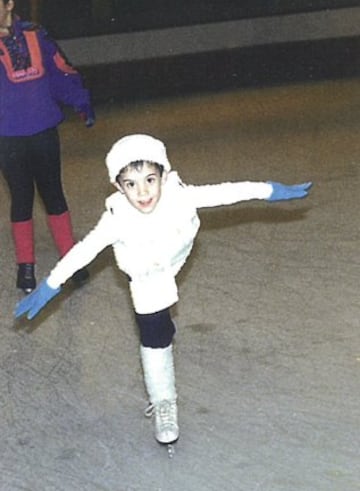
[116,162,167,214]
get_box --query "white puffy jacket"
[47,172,272,314]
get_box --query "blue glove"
[15,279,61,320]
[78,104,95,128]
[267,181,312,201]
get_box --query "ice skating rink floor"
[1,78,360,490]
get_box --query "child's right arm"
[15,211,118,320]
[47,211,116,289]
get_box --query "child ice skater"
[15,134,312,446]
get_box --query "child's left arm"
[187,180,312,208]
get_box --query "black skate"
[71,267,89,287]
[16,263,36,294]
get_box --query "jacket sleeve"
[39,27,91,111]
[47,211,119,289]
[186,181,273,209]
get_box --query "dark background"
[13,1,360,103]
[15,1,360,39]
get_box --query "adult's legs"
[0,129,88,290]
[31,128,75,256]
[0,135,36,291]
[31,128,89,285]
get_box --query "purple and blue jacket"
[0,17,91,136]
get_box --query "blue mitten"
[15,279,61,320]
[78,104,96,128]
[267,181,312,201]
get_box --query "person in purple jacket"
[0,0,95,293]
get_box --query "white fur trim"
[106,134,171,183]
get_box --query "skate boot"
[16,263,36,294]
[12,220,35,293]
[141,344,179,446]
[154,399,179,444]
[71,267,90,287]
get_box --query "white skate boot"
[148,398,179,444]
[141,344,179,452]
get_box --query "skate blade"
[158,438,178,458]
[167,443,175,458]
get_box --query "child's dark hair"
[116,160,164,185]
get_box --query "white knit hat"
[105,134,171,183]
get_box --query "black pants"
[0,127,68,222]
[135,308,176,348]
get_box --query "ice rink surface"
[0,78,359,490]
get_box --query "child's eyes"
[123,176,157,189]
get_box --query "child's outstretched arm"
[187,179,312,209]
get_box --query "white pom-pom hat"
[106,134,171,183]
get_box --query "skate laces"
[144,402,155,418]
[144,400,177,426]
[145,400,179,444]
[158,400,177,426]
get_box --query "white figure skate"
[141,344,179,457]
[145,399,179,457]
